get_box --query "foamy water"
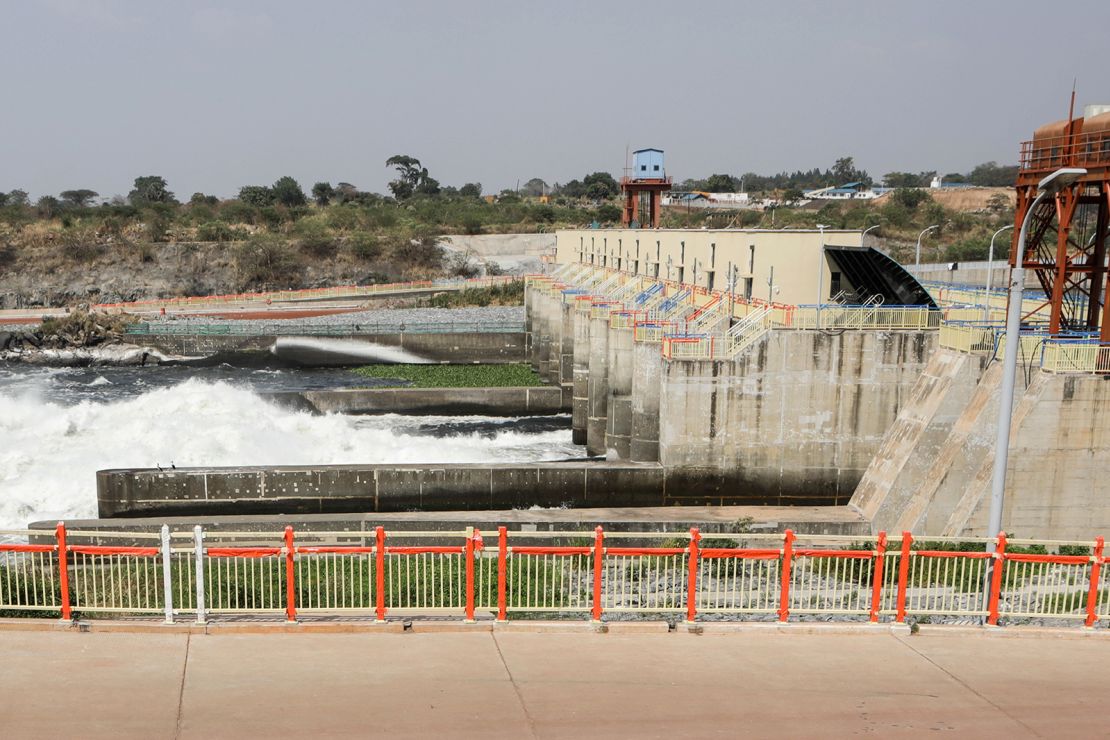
[0,377,578,529]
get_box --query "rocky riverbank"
[0,309,176,365]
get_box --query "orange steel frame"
[1013,100,1110,340]
[620,177,671,228]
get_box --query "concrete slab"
[0,626,1107,738]
[0,632,187,739]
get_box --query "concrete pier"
[559,302,575,409]
[630,338,663,462]
[586,316,610,456]
[571,306,590,445]
[604,325,634,459]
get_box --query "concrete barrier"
[264,386,568,416]
[96,462,668,518]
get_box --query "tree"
[36,196,61,218]
[831,157,872,186]
[311,182,335,207]
[7,189,29,206]
[891,188,931,210]
[582,172,618,199]
[272,176,307,207]
[386,154,439,200]
[458,182,482,198]
[968,161,1019,187]
[559,179,586,198]
[190,192,219,206]
[782,188,805,204]
[128,176,176,205]
[238,185,275,207]
[335,182,360,204]
[59,189,98,208]
[702,174,740,193]
[521,178,549,197]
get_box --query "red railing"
[2,525,1107,628]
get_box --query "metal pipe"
[194,525,206,625]
[161,525,173,624]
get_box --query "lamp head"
[1038,168,1087,195]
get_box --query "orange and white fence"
[0,524,1107,627]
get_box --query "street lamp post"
[816,224,830,323]
[915,225,939,267]
[861,224,880,246]
[984,167,1086,599]
[983,225,1014,322]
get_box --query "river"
[0,365,580,529]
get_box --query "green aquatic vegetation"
[351,363,545,388]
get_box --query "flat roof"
[556,227,864,234]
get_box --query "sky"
[2,0,1109,200]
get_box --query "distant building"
[803,182,890,200]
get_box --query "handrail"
[1,524,1104,628]
[126,319,525,337]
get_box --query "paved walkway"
[0,624,1105,739]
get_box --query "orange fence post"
[987,532,1008,626]
[55,522,71,621]
[686,528,700,623]
[895,531,912,623]
[778,530,795,622]
[465,528,477,622]
[375,526,386,622]
[591,526,604,622]
[284,526,296,623]
[497,527,508,622]
[869,531,888,623]
[1085,536,1104,628]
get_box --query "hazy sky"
[3,0,1109,200]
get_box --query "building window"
[744,278,753,299]
[680,242,685,264]
[677,267,685,284]
[653,264,660,279]
[653,164,660,171]
[710,243,716,268]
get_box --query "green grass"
[351,363,544,388]
[426,281,523,308]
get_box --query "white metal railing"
[726,306,772,357]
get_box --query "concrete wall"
[264,387,567,417]
[145,332,527,365]
[658,330,936,506]
[571,307,590,445]
[850,346,1110,540]
[554,228,864,306]
[97,462,666,518]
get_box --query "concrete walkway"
[0,625,1105,739]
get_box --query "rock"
[0,331,10,350]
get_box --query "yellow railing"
[633,322,671,343]
[1042,342,1110,374]
[938,322,998,354]
[661,335,715,360]
[726,306,772,357]
[777,306,941,331]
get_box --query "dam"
[82,225,1110,540]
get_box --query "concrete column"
[524,282,535,369]
[605,325,635,460]
[630,338,663,462]
[586,315,610,456]
[538,293,559,383]
[559,302,575,410]
[572,308,591,445]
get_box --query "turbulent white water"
[0,378,579,530]
[271,337,431,364]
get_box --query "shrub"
[196,221,235,242]
[235,235,302,287]
[219,201,257,225]
[294,219,337,258]
[391,233,443,268]
[347,232,381,261]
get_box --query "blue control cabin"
[632,148,665,181]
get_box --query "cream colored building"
[554,228,922,306]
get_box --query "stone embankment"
[0,309,174,365]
